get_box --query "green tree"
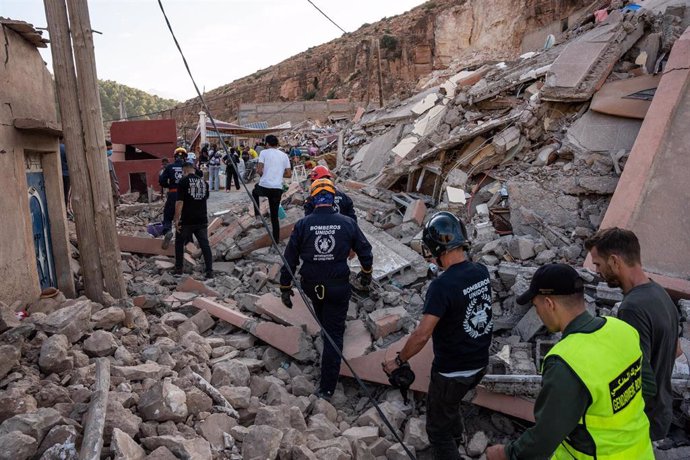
[98,80,179,122]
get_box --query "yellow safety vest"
[545,317,654,460]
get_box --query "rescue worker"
[304,165,357,221]
[383,212,492,460]
[280,178,373,400]
[159,147,187,248]
[486,263,655,460]
[172,161,213,279]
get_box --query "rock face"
[164,0,591,129]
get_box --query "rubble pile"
[3,3,690,460]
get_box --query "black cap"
[516,263,584,305]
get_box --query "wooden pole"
[79,358,110,460]
[43,0,104,303]
[376,38,385,108]
[66,0,126,298]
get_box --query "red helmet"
[310,165,333,180]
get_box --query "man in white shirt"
[252,135,292,242]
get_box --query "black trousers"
[305,281,351,395]
[62,175,70,206]
[252,185,283,242]
[162,192,177,232]
[226,164,240,190]
[426,369,486,460]
[175,224,213,273]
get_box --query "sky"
[2,0,426,101]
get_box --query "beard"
[601,270,621,288]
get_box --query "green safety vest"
[545,317,654,460]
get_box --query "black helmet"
[422,211,470,259]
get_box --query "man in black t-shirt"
[173,161,213,278]
[384,212,493,460]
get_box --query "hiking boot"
[161,231,173,249]
[315,390,333,402]
[205,271,214,280]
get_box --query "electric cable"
[306,0,347,34]
[155,2,415,458]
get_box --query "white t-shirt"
[258,148,290,189]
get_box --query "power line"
[306,0,347,34]
[155,2,415,459]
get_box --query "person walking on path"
[252,135,291,242]
[280,178,373,400]
[172,161,213,279]
[586,227,680,442]
[383,212,492,460]
[486,264,655,460]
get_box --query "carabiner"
[315,284,325,300]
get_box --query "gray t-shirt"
[618,280,679,441]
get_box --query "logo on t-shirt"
[462,278,493,338]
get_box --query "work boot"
[205,271,214,280]
[161,231,173,249]
[315,389,333,402]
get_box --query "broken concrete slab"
[342,320,372,360]
[591,74,661,119]
[176,277,220,298]
[542,13,645,101]
[402,200,426,226]
[392,136,419,160]
[350,219,426,281]
[339,335,433,393]
[591,27,690,297]
[351,125,403,181]
[118,235,174,257]
[410,93,439,115]
[254,293,320,336]
[412,105,446,137]
[566,110,642,153]
[366,307,408,340]
[192,298,251,329]
[251,321,314,362]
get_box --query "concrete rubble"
[2,2,690,460]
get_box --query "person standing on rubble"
[172,160,213,279]
[252,135,292,242]
[159,147,187,249]
[585,227,679,443]
[304,165,357,222]
[486,263,655,460]
[279,178,373,400]
[383,212,493,460]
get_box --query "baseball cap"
[516,263,584,305]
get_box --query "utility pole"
[44,0,125,301]
[67,0,126,299]
[44,0,104,303]
[376,38,385,108]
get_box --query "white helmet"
[187,152,197,161]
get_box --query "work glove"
[356,270,372,290]
[280,286,294,309]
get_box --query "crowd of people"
[149,133,680,460]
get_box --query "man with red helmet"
[304,165,357,221]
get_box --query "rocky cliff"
[162,0,593,128]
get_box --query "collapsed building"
[2,2,690,460]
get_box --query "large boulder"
[242,425,283,460]
[38,300,91,343]
[138,381,188,422]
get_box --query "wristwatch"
[395,353,406,367]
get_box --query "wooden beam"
[66,0,126,299]
[43,0,104,303]
[79,358,110,460]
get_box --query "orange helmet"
[310,178,336,197]
[310,165,333,181]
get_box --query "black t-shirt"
[177,174,209,225]
[423,260,493,373]
[618,280,679,441]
